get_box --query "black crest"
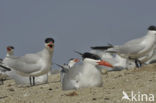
[69,58,75,61]
[82,52,101,60]
[148,25,156,31]
[7,46,14,49]
[45,38,55,43]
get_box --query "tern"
[3,38,55,86]
[62,52,113,90]
[3,46,48,85]
[92,25,156,68]
[90,49,135,70]
[55,58,80,84]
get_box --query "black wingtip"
[91,45,113,50]
[54,63,64,68]
[0,65,11,71]
[74,51,83,56]
[148,25,156,31]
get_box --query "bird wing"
[118,43,145,55]
[119,36,146,53]
[6,54,41,74]
[107,36,147,55]
[107,37,145,55]
[18,53,41,64]
[66,64,84,79]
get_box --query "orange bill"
[97,60,113,68]
[74,58,80,63]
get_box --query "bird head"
[45,38,55,52]
[6,46,14,55]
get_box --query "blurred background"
[1,0,156,69]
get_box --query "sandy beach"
[0,64,156,103]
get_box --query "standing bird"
[62,52,113,90]
[3,38,54,86]
[3,46,49,85]
[92,26,156,68]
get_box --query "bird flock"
[0,25,156,90]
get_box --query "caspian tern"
[3,38,54,86]
[3,46,48,85]
[62,52,113,90]
[92,25,156,68]
[55,58,80,84]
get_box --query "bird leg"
[135,59,142,68]
[128,57,142,68]
[33,76,35,86]
[29,76,32,86]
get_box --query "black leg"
[138,60,142,67]
[33,76,35,86]
[135,59,139,68]
[135,59,142,68]
[29,76,32,86]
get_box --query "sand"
[0,64,156,103]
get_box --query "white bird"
[3,46,48,85]
[3,38,54,86]
[90,50,135,70]
[92,26,156,68]
[55,58,80,84]
[62,52,113,90]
